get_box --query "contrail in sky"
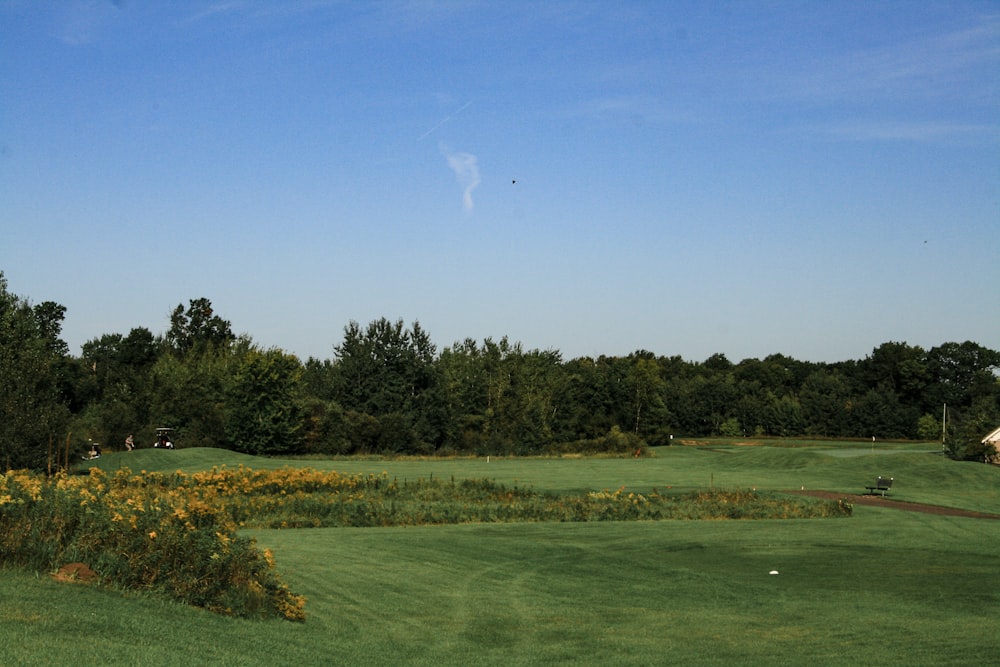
[418,100,473,141]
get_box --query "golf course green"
[2,440,998,666]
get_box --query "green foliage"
[5,267,1000,461]
[853,386,918,438]
[550,425,646,455]
[72,329,159,454]
[0,273,70,470]
[923,341,1000,411]
[226,347,305,455]
[863,341,928,403]
[916,413,942,441]
[0,468,305,620]
[331,319,443,451]
[439,337,565,454]
[943,394,1000,461]
[147,347,230,448]
[299,397,351,455]
[166,297,234,354]
[717,416,742,437]
[799,369,854,436]
[31,301,70,357]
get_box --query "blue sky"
[2,1,998,363]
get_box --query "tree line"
[2,272,999,470]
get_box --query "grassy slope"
[6,442,995,666]
[4,512,998,666]
[252,513,1000,666]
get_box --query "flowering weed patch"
[114,466,851,527]
[0,468,305,621]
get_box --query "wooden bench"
[865,476,893,496]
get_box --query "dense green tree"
[343,410,381,453]
[299,396,350,455]
[731,383,771,437]
[916,413,942,441]
[76,327,161,448]
[852,386,916,439]
[0,274,70,469]
[332,319,443,451]
[167,298,234,354]
[739,353,818,396]
[31,299,82,415]
[9,269,1000,459]
[500,347,562,453]
[799,370,853,437]
[669,370,739,436]
[862,341,928,404]
[702,352,733,373]
[147,345,231,448]
[943,394,1000,461]
[767,394,805,437]
[627,352,668,439]
[551,356,620,442]
[923,341,1000,413]
[226,347,305,455]
[437,337,564,454]
[298,357,351,454]
[478,337,537,453]
[301,357,337,401]
[32,301,70,357]
[437,339,490,450]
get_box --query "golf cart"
[153,427,175,449]
[83,440,102,460]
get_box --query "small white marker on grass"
[769,570,779,575]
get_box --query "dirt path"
[787,490,1000,520]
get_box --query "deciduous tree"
[0,274,69,469]
[226,347,304,455]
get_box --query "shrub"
[0,468,305,621]
[549,426,645,456]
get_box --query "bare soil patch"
[52,562,99,584]
[788,490,1000,519]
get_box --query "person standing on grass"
[125,434,134,452]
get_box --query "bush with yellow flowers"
[0,467,306,621]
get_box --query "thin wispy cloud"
[183,1,247,25]
[818,120,1000,144]
[54,1,123,45]
[418,100,473,141]
[766,14,1000,104]
[442,145,480,214]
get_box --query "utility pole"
[941,403,947,444]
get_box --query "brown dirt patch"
[52,562,99,584]
[787,490,1000,519]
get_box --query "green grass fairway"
[98,441,1000,513]
[249,513,1000,666]
[5,442,1000,665]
